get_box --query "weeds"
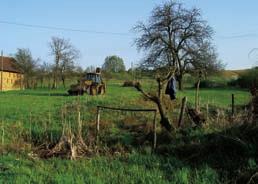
[0,81,254,183]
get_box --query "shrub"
[102,71,132,81]
[229,68,258,88]
[122,81,141,88]
[227,79,240,88]
[195,79,227,88]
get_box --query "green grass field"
[0,81,253,183]
[179,88,250,108]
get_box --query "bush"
[122,81,141,88]
[227,79,239,88]
[195,79,227,88]
[229,68,258,88]
[102,71,132,81]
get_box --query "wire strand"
[0,20,132,36]
[217,33,258,40]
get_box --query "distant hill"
[228,69,250,75]
[220,69,251,79]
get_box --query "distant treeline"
[228,67,258,89]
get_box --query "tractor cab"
[84,73,102,84]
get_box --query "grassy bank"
[0,80,253,183]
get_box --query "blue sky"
[1,0,258,70]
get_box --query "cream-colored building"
[0,57,24,91]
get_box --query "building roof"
[0,57,22,73]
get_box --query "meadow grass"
[0,81,250,124]
[0,152,220,184]
[178,88,250,108]
[0,80,252,183]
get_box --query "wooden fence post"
[1,121,4,147]
[206,103,209,121]
[96,107,100,146]
[195,79,201,112]
[232,94,235,117]
[178,97,187,128]
[153,110,157,151]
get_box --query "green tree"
[236,67,258,88]
[102,55,126,73]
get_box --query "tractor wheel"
[103,84,106,93]
[68,90,81,96]
[99,85,105,95]
[90,86,97,95]
[68,90,73,96]
[78,89,84,96]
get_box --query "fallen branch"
[247,172,258,184]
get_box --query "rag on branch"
[165,76,176,100]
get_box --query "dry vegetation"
[0,79,256,183]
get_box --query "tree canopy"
[49,37,79,88]
[102,55,126,73]
[134,1,224,90]
[14,48,39,88]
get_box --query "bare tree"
[14,48,39,89]
[134,1,222,90]
[37,62,52,88]
[85,65,96,73]
[49,37,79,89]
[60,57,76,88]
[186,41,224,74]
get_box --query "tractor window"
[85,74,101,83]
[95,75,101,83]
[85,74,94,81]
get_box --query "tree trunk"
[177,75,183,90]
[195,79,201,112]
[134,81,173,132]
[62,75,66,89]
[52,56,60,89]
[40,78,43,88]
[156,98,173,131]
[52,78,57,89]
[48,78,51,89]
[26,79,30,89]
[52,71,57,89]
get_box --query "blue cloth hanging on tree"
[165,76,177,100]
